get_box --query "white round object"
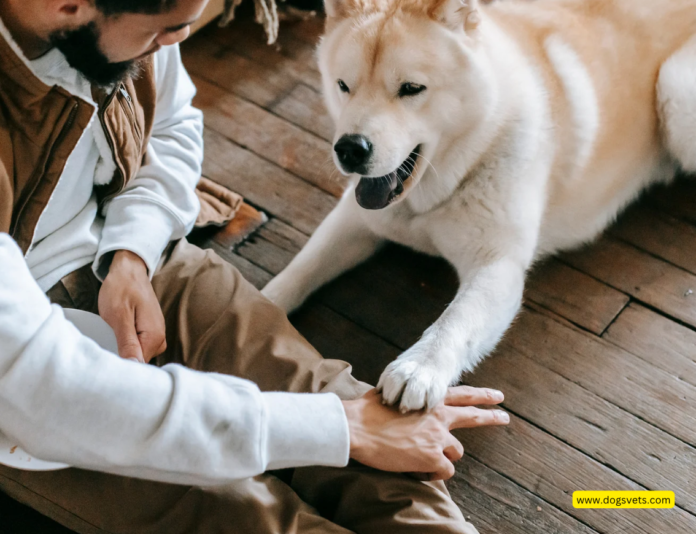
[0,309,118,471]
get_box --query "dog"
[262,0,696,411]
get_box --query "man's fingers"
[429,457,456,481]
[445,386,504,407]
[111,310,145,363]
[447,406,510,429]
[134,304,167,363]
[137,330,166,363]
[443,436,464,462]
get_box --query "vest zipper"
[119,85,142,142]
[96,84,143,205]
[16,101,80,254]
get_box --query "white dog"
[262,0,696,411]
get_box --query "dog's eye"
[337,79,350,94]
[399,82,427,98]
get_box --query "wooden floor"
[4,10,696,534]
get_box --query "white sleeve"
[93,44,203,279]
[0,235,350,484]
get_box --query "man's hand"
[98,250,166,363]
[342,386,509,481]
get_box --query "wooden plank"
[291,302,398,386]
[266,242,457,348]
[503,308,696,446]
[459,410,696,533]
[202,128,337,234]
[181,37,298,108]
[610,204,696,275]
[237,232,296,275]
[525,258,629,335]
[257,218,309,250]
[206,20,323,91]
[192,76,344,197]
[450,456,599,534]
[646,175,696,225]
[270,83,334,142]
[561,236,696,327]
[466,343,696,515]
[199,240,273,289]
[604,303,696,386]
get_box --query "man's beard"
[50,22,141,88]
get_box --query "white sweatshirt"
[0,28,351,481]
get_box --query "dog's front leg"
[378,254,528,412]
[262,192,384,313]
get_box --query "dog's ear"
[434,0,481,33]
[325,0,349,18]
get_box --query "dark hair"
[94,0,179,16]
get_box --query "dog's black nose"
[334,134,372,173]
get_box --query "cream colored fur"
[263,0,696,411]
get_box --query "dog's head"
[319,0,493,210]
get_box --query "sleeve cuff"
[262,392,350,470]
[94,199,177,280]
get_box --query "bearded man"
[0,1,507,533]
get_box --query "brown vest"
[0,32,157,254]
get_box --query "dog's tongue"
[355,173,398,210]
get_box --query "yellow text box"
[573,491,675,509]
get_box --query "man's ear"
[50,0,97,26]
[434,0,481,33]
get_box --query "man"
[0,0,509,532]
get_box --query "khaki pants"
[0,240,477,534]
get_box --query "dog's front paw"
[377,355,452,412]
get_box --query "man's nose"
[334,134,373,174]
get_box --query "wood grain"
[503,309,696,446]
[467,343,696,513]
[181,37,298,108]
[525,258,629,334]
[193,76,343,196]
[561,236,696,327]
[459,409,696,533]
[450,456,600,534]
[203,128,337,234]
[603,303,696,386]
[206,20,323,91]
[271,83,334,142]
[611,204,696,275]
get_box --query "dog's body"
[263,0,696,411]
